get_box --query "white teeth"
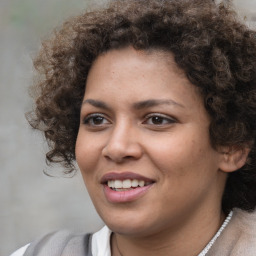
[131,179,139,187]
[114,180,123,189]
[107,179,150,189]
[123,179,132,188]
[139,180,145,187]
[107,180,115,188]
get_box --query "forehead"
[92,47,184,73]
[83,47,206,117]
[86,47,189,92]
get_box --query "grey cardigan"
[24,232,93,256]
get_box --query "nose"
[102,123,143,163]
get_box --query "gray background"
[0,0,255,255]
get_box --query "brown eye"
[92,116,104,125]
[144,114,176,126]
[151,116,165,125]
[83,114,110,126]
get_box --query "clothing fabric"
[10,244,30,256]
[10,208,256,256]
[207,208,256,255]
[10,227,109,256]
[23,231,93,256]
[91,226,112,256]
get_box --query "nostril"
[124,155,134,159]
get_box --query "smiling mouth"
[107,179,154,191]
[101,172,155,202]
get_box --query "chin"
[97,208,145,233]
[107,222,152,237]
[100,210,163,237]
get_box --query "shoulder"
[11,230,93,256]
[209,209,256,256]
[232,208,256,232]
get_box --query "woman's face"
[76,47,227,237]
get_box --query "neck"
[111,208,226,256]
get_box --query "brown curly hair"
[27,0,256,213]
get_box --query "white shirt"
[10,244,30,256]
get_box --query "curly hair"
[27,0,256,213]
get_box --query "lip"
[103,183,154,203]
[100,172,154,183]
[101,172,155,203]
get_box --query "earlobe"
[218,146,250,173]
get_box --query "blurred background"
[0,0,255,255]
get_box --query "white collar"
[92,225,112,256]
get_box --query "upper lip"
[100,172,155,184]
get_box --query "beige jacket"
[209,209,256,255]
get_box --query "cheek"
[147,129,216,175]
[75,132,100,174]
[75,141,102,199]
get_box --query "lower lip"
[103,184,154,203]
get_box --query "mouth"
[107,179,153,191]
[101,172,155,203]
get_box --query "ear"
[218,146,250,173]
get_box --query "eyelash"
[82,113,176,128]
[143,113,176,126]
[83,113,110,127]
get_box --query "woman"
[12,0,256,255]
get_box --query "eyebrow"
[133,99,185,109]
[82,99,111,110]
[82,98,184,110]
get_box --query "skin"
[75,47,239,255]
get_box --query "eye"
[83,113,110,127]
[143,114,176,126]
